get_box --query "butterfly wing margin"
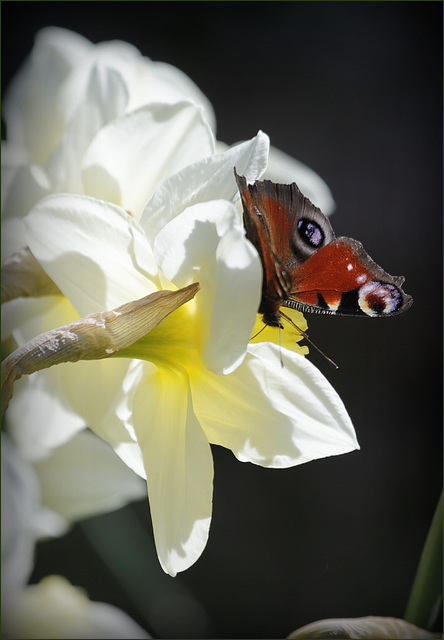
[235,170,292,324]
[235,170,335,268]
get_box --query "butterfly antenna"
[279,324,284,368]
[250,323,268,340]
[280,311,339,369]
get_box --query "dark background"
[2,2,442,638]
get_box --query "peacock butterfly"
[235,169,413,330]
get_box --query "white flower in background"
[4,575,151,639]
[1,432,62,604]
[1,430,146,592]
[1,431,149,638]
[1,26,216,256]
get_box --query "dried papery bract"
[1,247,61,303]
[287,615,441,639]
[1,282,200,415]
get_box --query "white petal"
[90,41,216,131]
[140,130,270,245]
[132,363,213,576]
[2,433,68,613]
[1,218,28,260]
[199,224,261,374]
[3,297,86,460]
[34,26,92,72]
[25,194,159,315]
[96,39,145,63]
[1,163,50,225]
[30,28,97,129]
[149,61,216,132]
[1,141,29,210]
[154,199,261,373]
[112,360,147,478]
[92,39,148,112]
[5,575,151,639]
[2,56,33,151]
[82,101,215,219]
[45,64,129,193]
[264,145,336,215]
[3,28,92,164]
[34,430,146,522]
[6,372,85,462]
[3,295,142,467]
[2,294,77,347]
[154,199,240,285]
[6,341,135,465]
[58,358,137,450]
[192,342,359,468]
[2,433,42,600]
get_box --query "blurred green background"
[2,2,442,638]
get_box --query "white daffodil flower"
[14,131,359,577]
[4,575,151,639]
[2,26,215,256]
[4,131,269,455]
[1,432,63,604]
[2,30,357,579]
[1,430,146,585]
[1,431,148,637]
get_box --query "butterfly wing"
[235,169,335,325]
[285,236,413,316]
[235,170,413,322]
[235,170,335,266]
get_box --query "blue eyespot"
[297,219,324,247]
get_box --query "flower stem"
[404,491,442,630]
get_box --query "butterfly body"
[235,170,412,328]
